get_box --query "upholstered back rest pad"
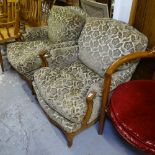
[48,6,87,43]
[78,18,148,77]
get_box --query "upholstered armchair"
[7,6,87,85]
[32,17,148,147]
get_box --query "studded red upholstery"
[109,80,155,154]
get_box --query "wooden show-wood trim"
[38,50,99,147]
[39,50,49,67]
[128,0,138,26]
[98,51,155,135]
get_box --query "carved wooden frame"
[0,1,21,43]
[38,50,99,147]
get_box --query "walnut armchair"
[32,17,148,147]
[0,0,21,72]
[7,6,87,85]
[0,0,20,42]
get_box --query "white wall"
[113,0,133,23]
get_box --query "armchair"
[7,6,87,85]
[32,17,148,147]
[0,0,21,72]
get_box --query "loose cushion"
[7,40,76,80]
[33,60,101,124]
[33,82,82,133]
[78,18,148,77]
[48,6,86,43]
[47,45,79,69]
[110,80,155,154]
[7,40,51,74]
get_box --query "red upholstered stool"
[109,80,155,154]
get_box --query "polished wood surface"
[0,0,7,18]
[128,0,138,26]
[0,1,20,42]
[132,0,155,48]
[0,49,4,72]
[98,51,155,134]
[0,1,21,72]
[20,0,56,26]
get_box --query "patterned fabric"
[23,26,49,41]
[87,63,138,123]
[67,6,88,17]
[48,6,86,43]
[7,40,50,74]
[8,5,84,81]
[32,17,148,133]
[33,82,82,133]
[7,41,77,80]
[33,60,101,124]
[78,18,148,77]
[47,45,79,69]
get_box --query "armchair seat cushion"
[7,40,77,79]
[7,40,51,74]
[33,60,101,124]
[109,80,155,154]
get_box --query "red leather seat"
[109,80,155,154]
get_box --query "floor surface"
[0,58,146,155]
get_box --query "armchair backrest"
[48,6,87,44]
[0,0,20,42]
[78,18,148,77]
[0,0,7,17]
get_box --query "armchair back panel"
[48,6,86,43]
[78,18,148,77]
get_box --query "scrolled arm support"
[39,50,49,67]
[82,91,97,126]
[98,51,155,135]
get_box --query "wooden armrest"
[82,91,97,125]
[39,50,49,67]
[98,51,155,134]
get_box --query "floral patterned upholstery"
[32,17,148,134]
[23,26,49,41]
[33,81,82,133]
[48,6,87,43]
[33,60,101,124]
[78,18,148,77]
[7,6,86,81]
[7,40,76,80]
[46,45,79,69]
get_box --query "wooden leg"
[26,79,35,95]
[0,48,4,72]
[66,133,74,147]
[98,115,106,135]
